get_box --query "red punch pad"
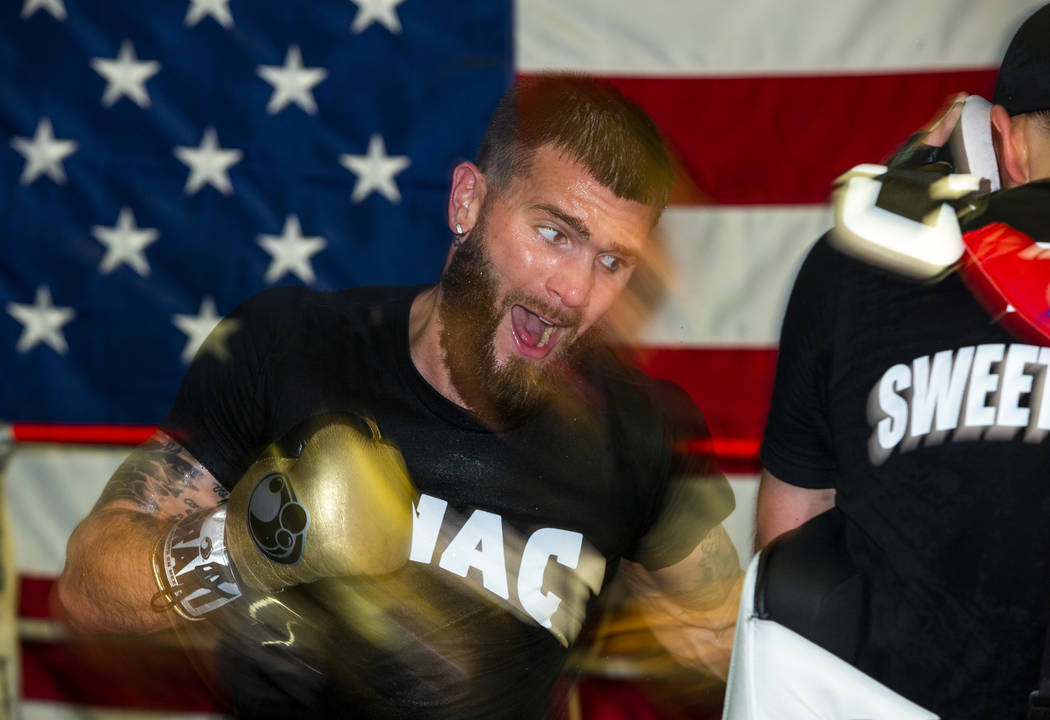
[959,222,1050,345]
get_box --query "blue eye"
[598,254,623,272]
[538,226,564,244]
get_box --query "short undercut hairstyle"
[476,75,674,211]
[1033,108,1050,134]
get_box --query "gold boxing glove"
[153,414,418,620]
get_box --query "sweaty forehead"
[510,145,612,196]
[505,145,658,243]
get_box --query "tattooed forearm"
[653,524,742,607]
[694,525,742,588]
[94,432,220,517]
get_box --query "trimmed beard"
[438,220,599,426]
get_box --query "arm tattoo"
[95,432,217,517]
[661,525,741,602]
[693,525,741,588]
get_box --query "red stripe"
[18,575,55,620]
[625,346,777,440]
[21,638,225,712]
[687,438,763,475]
[622,346,778,472]
[16,576,223,711]
[9,349,774,468]
[687,438,762,458]
[519,70,998,205]
[11,424,155,445]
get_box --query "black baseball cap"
[994,3,1050,115]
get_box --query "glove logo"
[245,471,311,565]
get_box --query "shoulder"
[588,351,706,442]
[231,284,416,319]
[961,180,1050,241]
[228,284,419,337]
[793,233,868,292]
[797,231,927,287]
[784,232,934,333]
[803,233,842,268]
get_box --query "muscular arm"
[621,524,743,679]
[754,469,835,550]
[57,431,228,634]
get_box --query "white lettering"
[964,344,1005,427]
[1036,348,1050,431]
[871,343,1050,456]
[518,528,583,629]
[404,495,610,643]
[877,363,911,449]
[409,493,448,564]
[998,344,1038,427]
[910,347,973,436]
[439,509,510,599]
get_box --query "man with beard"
[57,76,741,719]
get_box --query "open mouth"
[510,304,566,357]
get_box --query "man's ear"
[447,162,486,237]
[991,103,1029,187]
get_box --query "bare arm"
[621,523,743,679]
[754,469,835,550]
[57,431,228,635]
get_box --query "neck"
[408,285,470,410]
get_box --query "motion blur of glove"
[153,414,418,620]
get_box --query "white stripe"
[624,205,830,347]
[7,446,125,576]
[517,0,1041,75]
[18,617,68,642]
[5,448,764,577]
[20,701,226,720]
[725,475,759,567]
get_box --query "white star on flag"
[340,134,411,203]
[349,0,406,34]
[11,117,78,186]
[174,127,243,196]
[257,45,328,116]
[173,296,240,363]
[7,286,75,355]
[21,0,66,21]
[185,0,233,28]
[90,40,161,109]
[257,215,327,284]
[91,207,160,277]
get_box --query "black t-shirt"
[762,181,1050,720]
[162,284,733,719]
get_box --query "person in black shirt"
[57,76,741,719]
[756,6,1050,718]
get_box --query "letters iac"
[408,493,606,646]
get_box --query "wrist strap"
[151,505,242,620]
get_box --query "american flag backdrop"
[1,1,1044,717]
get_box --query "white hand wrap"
[152,505,243,620]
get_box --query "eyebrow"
[531,203,640,260]
[532,203,590,239]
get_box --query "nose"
[546,255,593,310]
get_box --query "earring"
[456,223,463,234]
